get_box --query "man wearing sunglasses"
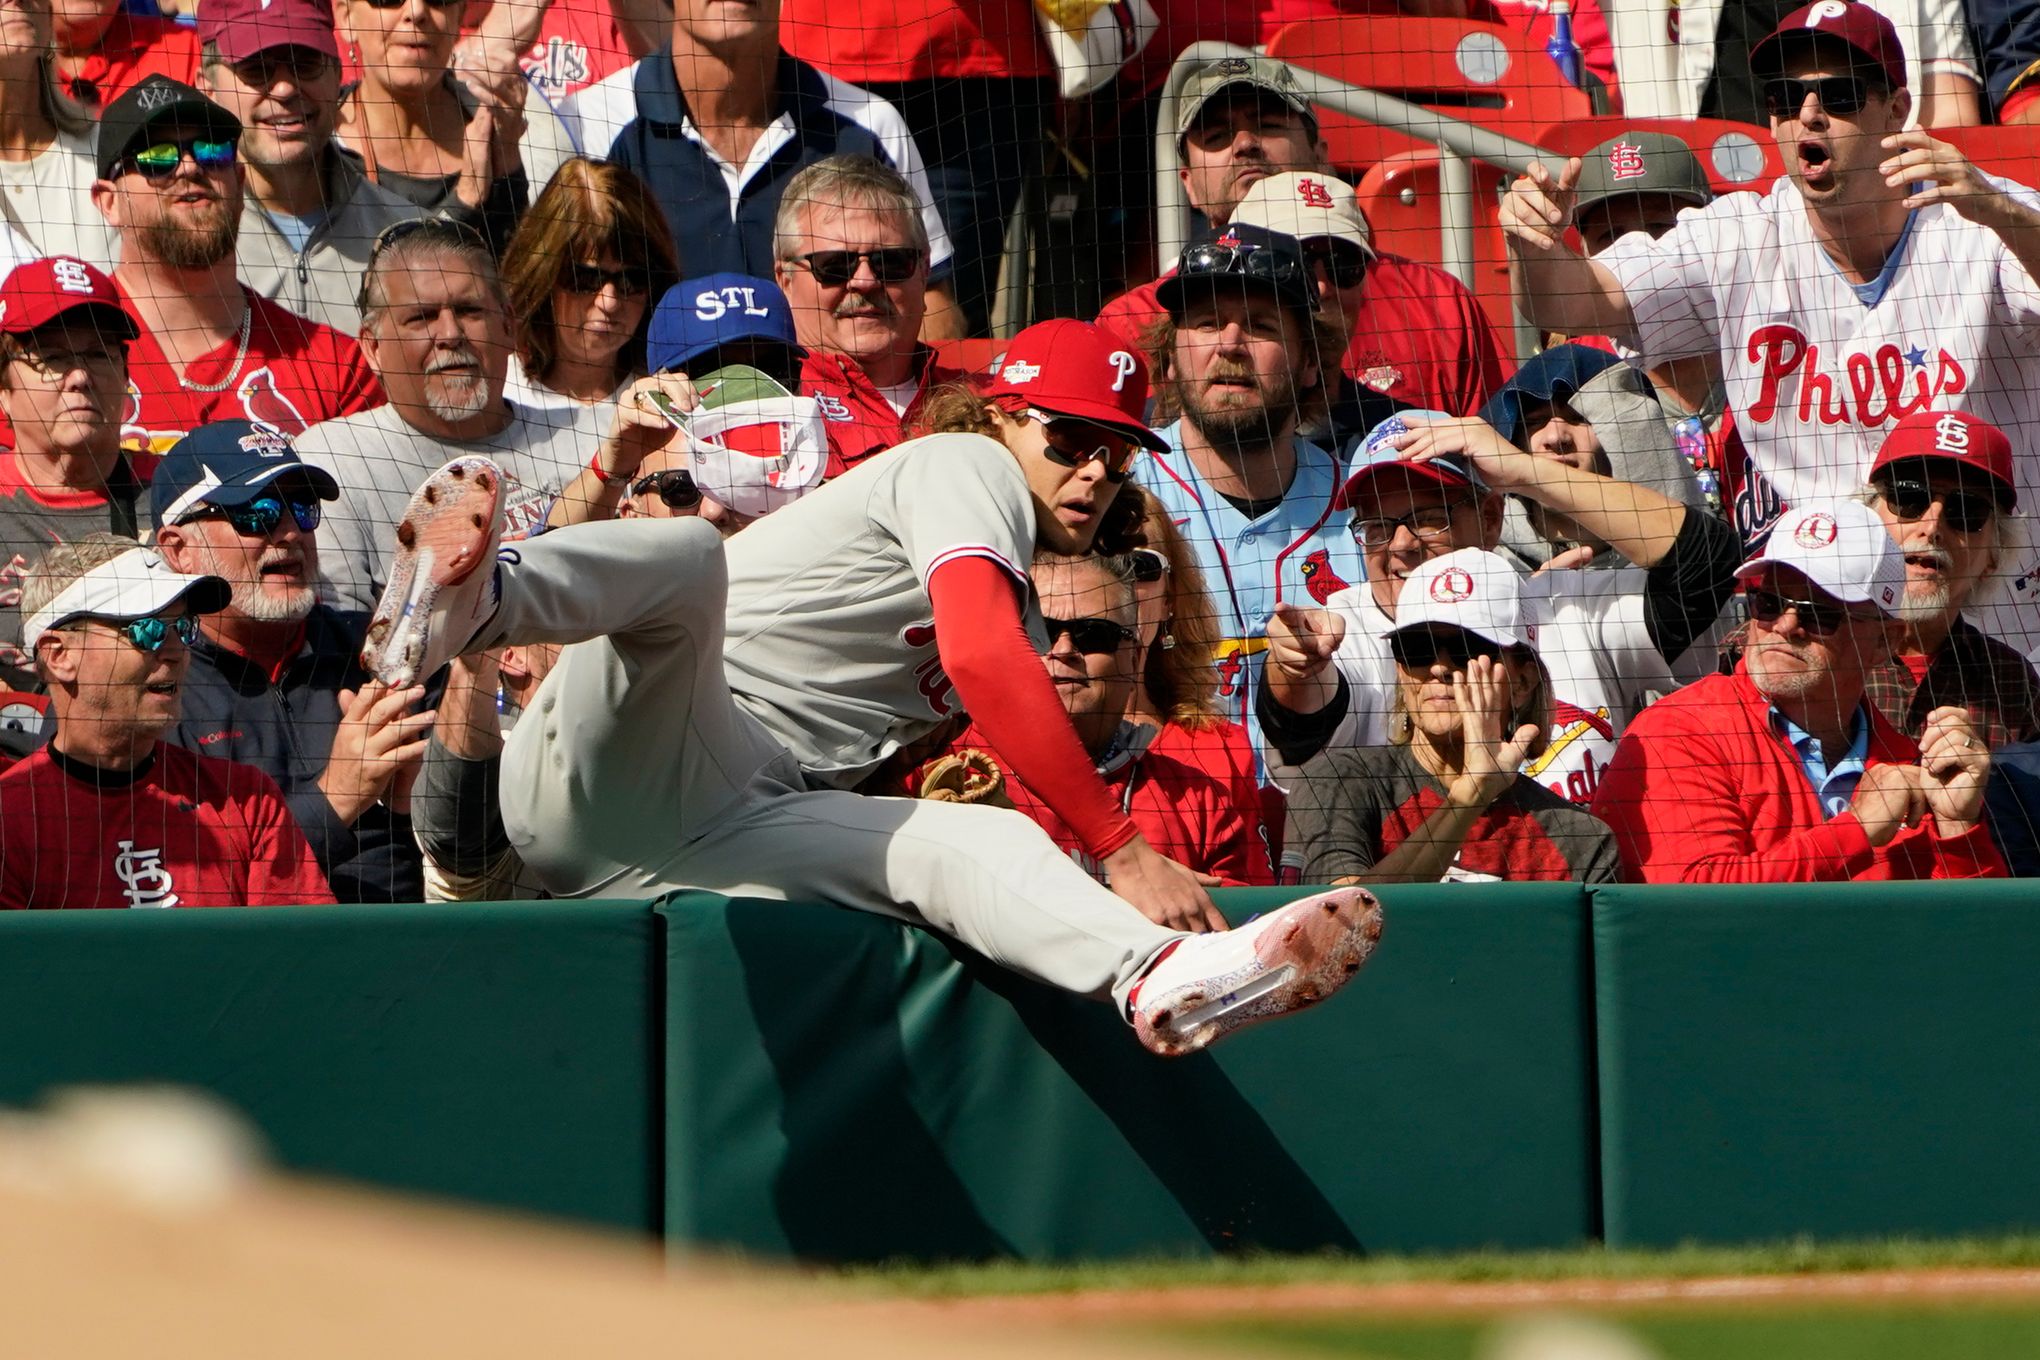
[1857,410,2040,749]
[1591,498,2005,883]
[196,0,418,333]
[1503,2,2040,654]
[150,421,434,905]
[1,532,335,908]
[85,76,383,458]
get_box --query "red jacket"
[1591,666,2007,884]
[801,346,966,478]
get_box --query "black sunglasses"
[1043,615,1137,654]
[562,262,652,297]
[358,0,462,9]
[1878,475,1999,534]
[1304,241,1368,291]
[1026,410,1140,484]
[1389,626,1494,673]
[181,493,322,538]
[1745,586,1879,638]
[786,248,923,287]
[1178,241,1317,308]
[630,468,703,510]
[1130,547,1169,583]
[1763,75,1873,119]
[119,136,237,181]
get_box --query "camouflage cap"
[1176,55,1316,143]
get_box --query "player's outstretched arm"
[1500,157,1638,340]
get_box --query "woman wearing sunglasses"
[0,0,115,268]
[333,0,573,256]
[1287,548,1619,885]
[500,158,679,436]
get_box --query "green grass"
[829,1233,2040,1298]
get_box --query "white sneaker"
[1127,887,1383,1058]
[360,457,506,688]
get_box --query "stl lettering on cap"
[1934,412,1971,452]
[1296,177,1333,208]
[51,259,94,293]
[1609,142,1647,181]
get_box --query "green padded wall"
[1594,882,2040,1248]
[0,902,661,1232]
[660,884,1595,1262]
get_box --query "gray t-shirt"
[299,400,591,613]
[721,432,1044,788]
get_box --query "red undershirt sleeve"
[928,556,1139,860]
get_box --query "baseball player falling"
[357,319,1381,1057]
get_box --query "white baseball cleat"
[1127,886,1383,1058]
[360,456,506,688]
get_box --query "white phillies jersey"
[721,432,1045,787]
[1597,173,2040,642]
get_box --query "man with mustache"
[773,155,965,478]
[85,76,383,457]
[291,219,591,612]
[1856,410,2040,748]
[151,421,432,903]
[1591,497,2005,883]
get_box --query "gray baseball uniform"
[487,437,1178,1004]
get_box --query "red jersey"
[1095,254,1505,417]
[55,13,199,112]
[113,286,384,458]
[780,0,1051,81]
[0,742,336,909]
[802,346,966,478]
[1591,666,2008,884]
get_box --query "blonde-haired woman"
[0,0,114,267]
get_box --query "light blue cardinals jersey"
[1136,423,1365,778]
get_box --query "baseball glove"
[914,748,1013,807]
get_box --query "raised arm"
[1500,158,1639,341]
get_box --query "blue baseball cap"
[1338,410,1488,508]
[1478,343,1625,447]
[647,274,803,374]
[151,420,339,530]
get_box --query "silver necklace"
[178,298,254,394]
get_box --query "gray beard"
[425,374,490,424]
[1746,645,1822,699]
[232,580,316,624]
[1896,580,1953,627]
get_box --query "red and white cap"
[980,318,1166,451]
[1869,409,2016,509]
[1390,548,1537,653]
[0,257,137,340]
[1233,172,1374,256]
[1736,498,1905,614]
[1751,0,1908,92]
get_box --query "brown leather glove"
[914,748,1013,807]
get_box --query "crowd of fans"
[1,0,2038,933]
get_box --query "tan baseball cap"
[1233,172,1374,256]
[1175,55,1316,142]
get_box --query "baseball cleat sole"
[361,457,505,688]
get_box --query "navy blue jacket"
[1967,0,2040,114]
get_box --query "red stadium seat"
[1530,116,1783,197]
[1932,125,2040,190]
[1352,151,1521,362]
[1265,15,1595,178]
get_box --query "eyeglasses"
[357,0,462,10]
[1390,627,1493,673]
[629,468,703,510]
[1043,615,1137,654]
[118,136,237,181]
[561,263,652,297]
[1763,75,1873,119]
[1353,504,1459,549]
[86,614,202,654]
[1024,410,1140,483]
[16,344,127,378]
[1178,241,1315,308]
[1745,586,1881,638]
[179,493,322,538]
[1130,547,1169,583]
[785,249,923,287]
[1877,476,1999,534]
[1303,241,1368,291]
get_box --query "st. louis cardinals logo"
[1933,411,1972,454]
[238,367,310,436]
[1298,549,1350,604]
[113,840,180,908]
[1524,700,1617,803]
[1744,324,1968,428]
[901,621,955,716]
[1430,567,1476,603]
[1295,177,1335,209]
[1607,141,1647,182]
[51,258,95,294]
[1792,511,1838,548]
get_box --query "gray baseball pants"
[489,518,1179,1004]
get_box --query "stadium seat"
[1265,15,1595,178]
[1530,116,1784,197]
[1932,125,2040,190]
[1352,151,1521,363]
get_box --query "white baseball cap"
[680,365,828,519]
[21,548,229,652]
[1390,547,1537,653]
[1735,498,1905,615]
[1233,172,1374,257]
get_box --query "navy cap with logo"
[648,273,804,377]
[1157,222,1318,320]
[150,420,340,531]
[95,75,242,180]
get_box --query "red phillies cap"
[980,318,1166,451]
[0,257,138,340]
[1751,1,1907,92]
[1870,410,2017,508]
[196,0,340,64]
